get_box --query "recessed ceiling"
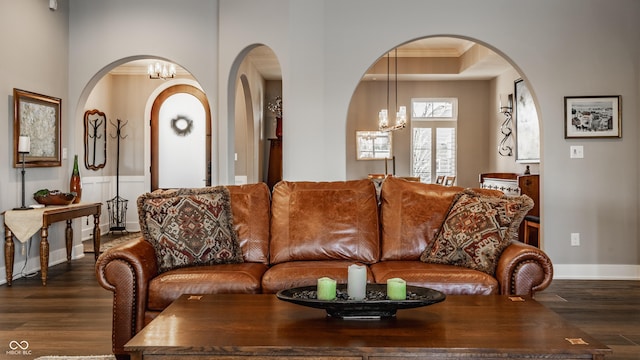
[246,37,512,81]
[363,37,512,81]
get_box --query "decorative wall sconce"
[498,94,513,156]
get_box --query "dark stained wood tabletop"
[126,294,611,359]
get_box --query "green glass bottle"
[70,155,82,203]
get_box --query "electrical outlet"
[571,233,580,246]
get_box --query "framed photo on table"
[13,88,62,167]
[564,95,621,138]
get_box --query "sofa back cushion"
[379,176,502,261]
[227,183,271,264]
[270,180,380,264]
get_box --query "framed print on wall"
[513,79,540,163]
[13,88,62,167]
[564,95,621,138]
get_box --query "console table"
[3,202,101,286]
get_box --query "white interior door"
[158,93,206,188]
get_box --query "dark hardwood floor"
[1,254,638,359]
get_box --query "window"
[355,131,392,160]
[411,98,457,183]
[411,98,457,120]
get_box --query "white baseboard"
[0,247,86,285]
[553,264,640,280]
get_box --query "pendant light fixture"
[378,48,406,132]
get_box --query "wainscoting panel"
[80,176,145,241]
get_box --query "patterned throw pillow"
[420,189,533,275]
[137,186,243,273]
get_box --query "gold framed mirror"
[84,109,107,170]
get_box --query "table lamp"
[14,135,31,210]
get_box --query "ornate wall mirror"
[84,109,107,170]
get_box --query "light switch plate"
[62,148,68,160]
[570,145,584,158]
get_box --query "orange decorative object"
[70,155,82,203]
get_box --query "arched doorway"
[229,45,282,185]
[150,84,212,190]
[346,36,541,184]
[346,36,542,246]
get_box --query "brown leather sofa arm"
[95,236,158,359]
[495,241,553,296]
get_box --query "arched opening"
[229,45,282,186]
[346,36,542,245]
[76,57,207,233]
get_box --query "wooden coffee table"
[125,293,610,360]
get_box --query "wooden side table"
[3,202,102,286]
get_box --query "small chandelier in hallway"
[378,48,406,132]
[148,62,176,80]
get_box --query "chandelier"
[147,62,176,80]
[378,48,406,132]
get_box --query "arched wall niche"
[228,44,282,185]
[345,34,541,187]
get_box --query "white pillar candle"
[347,264,367,300]
[386,278,407,300]
[317,277,337,301]
[18,136,30,153]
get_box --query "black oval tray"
[276,284,446,319]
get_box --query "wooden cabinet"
[479,172,540,247]
[267,138,282,189]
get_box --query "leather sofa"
[96,177,553,359]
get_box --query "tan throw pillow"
[137,186,243,273]
[420,189,533,275]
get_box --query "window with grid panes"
[411,98,457,183]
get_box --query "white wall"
[218,0,640,278]
[0,0,71,283]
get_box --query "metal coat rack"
[107,119,129,234]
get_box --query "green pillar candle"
[317,277,337,300]
[386,278,407,300]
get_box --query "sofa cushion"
[137,186,244,273]
[270,180,380,264]
[227,183,271,264]
[261,260,375,294]
[370,261,499,295]
[147,263,268,310]
[420,189,533,275]
[379,176,503,261]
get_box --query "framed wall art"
[564,95,621,138]
[13,88,62,167]
[514,79,540,163]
